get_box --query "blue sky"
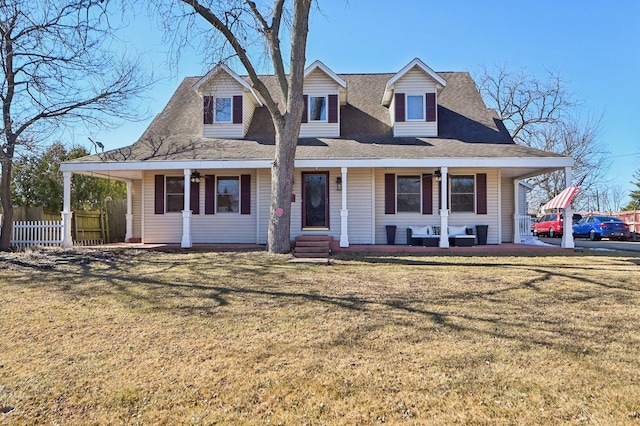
[68,0,640,204]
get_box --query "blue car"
[572,215,630,241]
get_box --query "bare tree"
[150,0,312,253]
[0,0,149,249]
[476,64,608,213]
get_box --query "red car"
[533,212,582,238]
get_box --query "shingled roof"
[73,71,566,164]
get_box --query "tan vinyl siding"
[393,68,438,137]
[132,179,142,239]
[191,169,256,243]
[300,69,340,138]
[242,94,255,136]
[446,169,500,244]
[142,171,183,243]
[257,169,270,244]
[202,73,244,139]
[501,177,515,243]
[346,168,374,244]
[374,169,440,244]
[142,170,257,244]
[375,169,501,244]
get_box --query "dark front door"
[302,172,329,228]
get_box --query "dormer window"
[203,95,243,125]
[406,95,425,121]
[309,96,327,122]
[215,97,232,123]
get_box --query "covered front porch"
[59,158,577,250]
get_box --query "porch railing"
[518,215,533,241]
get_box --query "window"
[406,95,424,121]
[217,176,239,213]
[450,175,475,212]
[215,97,232,123]
[397,175,421,212]
[166,176,185,212]
[309,96,327,121]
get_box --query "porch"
[86,241,564,255]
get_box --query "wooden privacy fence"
[2,199,127,248]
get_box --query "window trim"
[165,176,185,213]
[216,175,240,213]
[214,97,232,123]
[396,175,422,213]
[449,175,476,213]
[308,95,328,122]
[405,94,425,121]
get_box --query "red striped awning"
[541,186,580,211]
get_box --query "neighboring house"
[60,58,576,249]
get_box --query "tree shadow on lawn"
[341,253,640,293]
[3,249,638,356]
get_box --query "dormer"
[193,63,262,139]
[382,58,446,137]
[300,60,347,138]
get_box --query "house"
[60,58,576,249]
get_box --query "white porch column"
[125,180,133,243]
[561,167,575,249]
[61,171,73,248]
[439,167,450,248]
[513,179,521,244]
[339,167,349,247]
[181,169,193,248]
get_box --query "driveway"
[539,236,640,253]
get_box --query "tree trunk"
[0,157,13,250]
[265,0,310,254]
[267,122,297,253]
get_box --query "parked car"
[533,212,582,238]
[572,215,631,241]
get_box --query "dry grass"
[1,247,639,425]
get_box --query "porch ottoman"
[407,226,436,246]
[448,225,475,247]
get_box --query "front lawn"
[1,248,639,424]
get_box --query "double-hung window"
[450,175,475,212]
[217,176,239,213]
[309,96,327,122]
[397,175,421,212]
[166,176,185,213]
[406,95,425,121]
[215,97,232,123]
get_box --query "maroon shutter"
[190,180,200,214]
[476,173,487,214]
[203,96,213,124]
[422,174,433,215]
[301,95,308,123]
[395,93,405,122]
[205,175,215,215]
[384,173,396,215]
[328,94,338,123]
[154,175,165,214]
[240,174,251,215]
[426,93,436,122]
[232,95,243,124]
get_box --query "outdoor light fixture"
[190,170,201,183]
[434,169,442,181]
[336,176,342,191]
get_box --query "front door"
[302,172,329,229]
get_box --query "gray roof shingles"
[74,70,566,164]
